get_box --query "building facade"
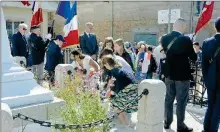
[2,1,219,47]
[62,1,219,46]
[1,1,57,42]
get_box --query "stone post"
[1,103,13,132]
[55,64,75,89]
[136,79,166,132]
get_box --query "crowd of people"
[10,17,220,132]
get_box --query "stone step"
[2,86,54,108]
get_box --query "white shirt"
[142,53,150,73]
[113,55,133,74]
[71,55,93,76]
[153,45,163,68]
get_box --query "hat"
[215,17,220,31]
[56,35,65,42]
[30,26,40,30]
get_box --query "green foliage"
[53,75,110,132]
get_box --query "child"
[101,55,138,127]
[146,46,157,79]
[158,49,166,82]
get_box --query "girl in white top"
[71,49,100,76]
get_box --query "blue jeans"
[203,88,220,132]
[146,73,153,79]
[135,71,147,81]
[164,78,190,129]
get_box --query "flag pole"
[49,2,61,38]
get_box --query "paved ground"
[42,81,219,132]
[110,106,220,132]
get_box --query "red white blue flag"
[195,1,214,34]
[31,1,43,27]
[62,1,79,48]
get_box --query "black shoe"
[164,123,170,129]
[177,126,193,132]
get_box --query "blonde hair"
[101,55,121,68]
[114,38,124,46]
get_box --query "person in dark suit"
[158,48,166,82]
[45,35,64,86]
[29,26,51,85]
[11,23,28,61]
[161,18,197,132]
[79,22,99,60]
[146,46,157,79]
[202,17,220,132]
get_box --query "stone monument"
[1,7,64,131]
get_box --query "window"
[6,20,24,42]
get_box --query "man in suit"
[79,22,99,60]
[202,17,220,132]
[161,18,197,132]
[11,23,28,63]
[29,26,51,85]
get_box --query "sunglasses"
[23,28,27,31]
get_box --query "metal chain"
[13,89,149,130]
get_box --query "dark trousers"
[203,87,220,132]
[164,78,190,129]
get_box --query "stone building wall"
[53,1,220,46]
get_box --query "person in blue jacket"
[45,35,65,86]
[79,22,99,60]
[202,17,220,132]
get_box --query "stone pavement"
[110,106,220,132]
[42,81,220,132]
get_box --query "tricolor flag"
[56,1,71,19]
[31,1,43,27]
[21,1,31,6]
[62,1,79,48]
[195,1,214,34]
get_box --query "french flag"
[62,1,79,48]
[31,1,43,27]
[195,1,214,35]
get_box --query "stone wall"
[53,1,220,45]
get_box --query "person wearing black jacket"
[11,23,28,61]
[29,26,51,85]
[202,17,220,132]
[45,35,65,86]
[161,18,197,132]
[146,46,157,79]
[114,38,134,71]
[158,49,166,82]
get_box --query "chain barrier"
[13,89,149,130]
